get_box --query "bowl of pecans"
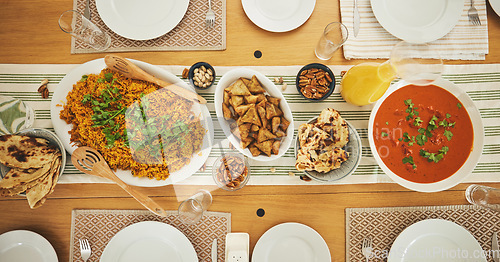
[212,153,250,191]
[188,62,216,89]
[296,63,335,101]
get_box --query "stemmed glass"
[340,41,443,106]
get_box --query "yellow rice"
[60,69,206,180]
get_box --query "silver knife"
[211,238,218,262]
[493,232,499,262]
[353,0,360,37]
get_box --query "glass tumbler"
[0,96,35,135]
[178,189,213,224]
[465,184,500,212]
[314,22,349,60]
[58,10,111,51]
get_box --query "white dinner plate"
[50,58,214,187]
[368,79,484,192]
[100,221,197,262]
[241,0,316,32]
[95,0,189,40]
[214,67,294,161]
[251,222,331,262]
[490,0,500,17]
[0,230,58,262]
[370,0,464,43]
[388,219,486,261]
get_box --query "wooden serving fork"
[104,55,207,104]
[71,146,168,217]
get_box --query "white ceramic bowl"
[0,128,66,195]
[368,79,484,192]
[214,68,294,161]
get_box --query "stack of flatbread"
[0,134,62,209]
[296,108,349,173]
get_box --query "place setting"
[64,0,226,54]
[339,0,489,60]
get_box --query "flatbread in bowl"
[0,128,66,209]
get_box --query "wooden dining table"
[1,0,500,261]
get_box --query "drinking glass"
[340,41,443,106]
[465,184,500,212]
[178,189,212,224]
[58,10,111,51]
[0,96,35,135]
[315,22,348,60]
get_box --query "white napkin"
[340,0,489,60]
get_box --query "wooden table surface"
[1,1,500,262]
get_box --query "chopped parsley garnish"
[402,132,415,146]
[443,129,453,141]
[413,117,423,127]
[402,156,417,169]
[84,74,126,147]
[404,99,419,120]
[439,119,455,128]
[395,99,458,169]
[415,134,427,146]
[428,115,439,131]
[381,132,389,137]
[420,146,449,163]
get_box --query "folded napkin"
[339,0,489,60]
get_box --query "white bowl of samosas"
[0,128,66,209]
[214,68,294,161]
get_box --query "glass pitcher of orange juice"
[340,41,443,106]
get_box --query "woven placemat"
[69,209,230,262]
[71,0,226,53]
[346,205,500,262]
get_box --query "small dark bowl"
[188,62,216,89]
[295,63,336,101]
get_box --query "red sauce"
[373,85,474,183]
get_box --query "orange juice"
[340,62,397,106]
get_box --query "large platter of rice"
[50,58,214,187]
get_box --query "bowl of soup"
[368,79,484,192]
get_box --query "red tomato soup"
[373,84,474,183]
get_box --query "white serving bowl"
[368,79,484,192]
[214,68,294,161]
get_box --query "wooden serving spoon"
[71,146,168,217]
[104,54,207,104]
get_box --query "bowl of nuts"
[188,62,216,89]
[296,63,335,101]
[212,153,250,191]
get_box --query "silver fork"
[79,239,91,262]
[468,0,481,25]
[205,0,215,28]
[361,237,373,262]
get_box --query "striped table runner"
[0,63,498,185]
[339,0,489,60]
